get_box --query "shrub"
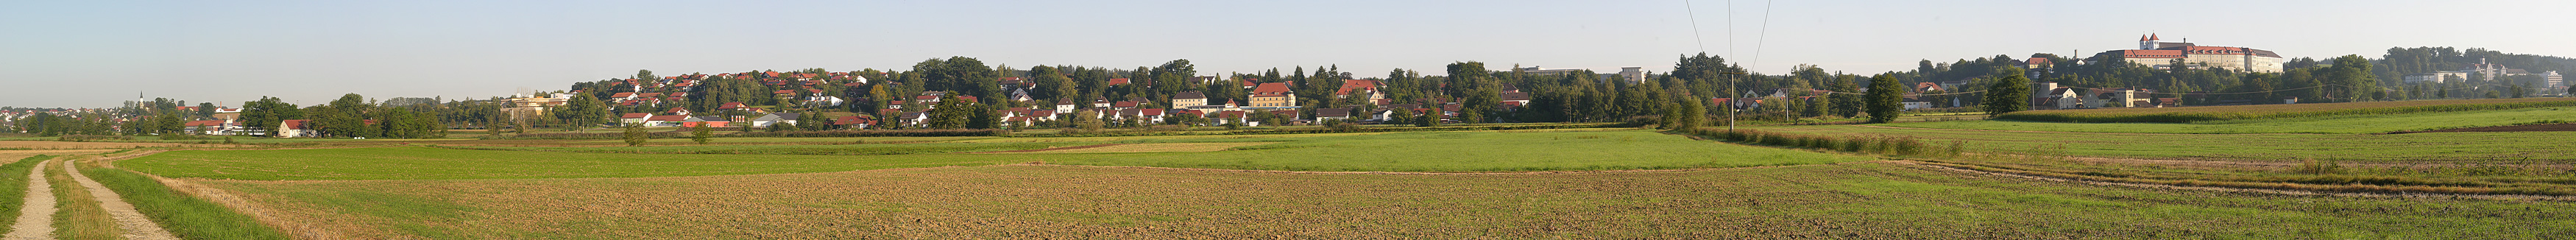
[56,135,132,142]
[1676,128,1942,157]
[2294,158,2346,175]
[495,132,686,140]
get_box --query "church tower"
[2138,34,2161,50]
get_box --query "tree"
[622,124,648,147]
[1414,109,1440,127]
[1864,74,1905,123]
[1983,68,2034,116]
[690,123,713,144]
[556,92,609,131]
[1681,96,1707,129]
[925,94,977,129]
[240,96,302,136]
[2325,55,2379,102]
[194,102,216,119]
[1827,75,1862,118]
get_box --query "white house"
[749,113,800,127]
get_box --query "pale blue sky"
[4,0,2569,107]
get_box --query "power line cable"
[1681,0,1707,54]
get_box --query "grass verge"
[0,155,46,233]
[75,159,290,239]
[50,160,118,239]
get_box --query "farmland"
[194,163,2576,239]
[121,130,1878,179]
[1886,107,2576,134]
[43,112,2576,239]
[1996,98,2576,123]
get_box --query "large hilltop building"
[2090,34,2284,73]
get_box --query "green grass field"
[126,130,1875,180]
[440,142,1078,155]
[1050,130,1876,172]
[121,147,1050,180]
[1997,98,2576,123]
[88,122,2576,238]
[75,159,289,239]
[193,163,2576,239]
[563,136,1000,144]
[1884,107,2576,134]
[0,155,47,233]
[1752,125,2576,163]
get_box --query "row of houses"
[611,107,876,130]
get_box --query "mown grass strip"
[77,161,290,239]
[0,155,47,233]
[51,160,118,240]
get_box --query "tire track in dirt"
[62,160,178,240]
[2,158,57,240]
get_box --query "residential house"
[1026,109,1057,122]
[1111,99,1141,110]
[1901,96,1933,110]
[1248,82,1297,108]
[1314,107,1354,121]
[832,116,875,130]
[679,116,730,128]
[644,115,690,127]
[618,113,654,125]
[1499,92,1532,107]
[897,111,930,127]
[2089,88,2151,108]
[181,120,233,135]
[749,113,800,127]
[1172,91,1209,107]
[277,119,318,138]
[1334,80,1385,104]
[1053,99,1078,110]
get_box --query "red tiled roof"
[611,92,635,98]
[645,115,689,121]
[1108,78,1130,85]
[1251,82,1293,97]
[718,102,749,110]
[620,113,651,119]
[2115,49,2185,58]
[1335,80,1381,96]
[183,120,226,127]
[280,119,311,130]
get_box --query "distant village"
[7,35,2571,137]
